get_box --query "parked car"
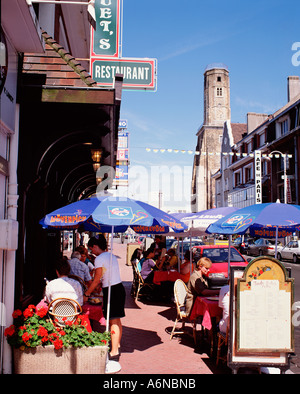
[172,239,205,259]
[191,245,248,288]
[232,236,255,254]
[247,238,282,257]
[276,240,300,263]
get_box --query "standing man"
[84,235,125,363]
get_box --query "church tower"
[191,64,231,211]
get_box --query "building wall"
[0,29,20,374]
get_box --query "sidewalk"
[112,242,230,375]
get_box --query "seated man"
[44,257,83,306]
[75,245,95,273]
[69,251,92,286]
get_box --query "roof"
[204,63,229,73]
[231,123,247,143]
[23,31,97,88]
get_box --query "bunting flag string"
[145,147,293,159]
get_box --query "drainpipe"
[2,105,19,374]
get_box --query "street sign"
[91,0,121,58]
[91,57,157,91]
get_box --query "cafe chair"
[216,325,229,365]
[130,261,139,298]
[133,263,154,301]
[48,298,82,327]
[170,279,197,344]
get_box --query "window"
[217,76,222,82]
[244,165,253,182]
[216,87,223,96]
[246,140,252,153]
[261,159,268,177]
[258,132,265,147]
[234,170,242,187]
[276,116,289,138]
[280,119,289,135]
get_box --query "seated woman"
[166,249,179,270]
[185,257,219,316]
[140,248,157,283]
[180,250,192,275]
[131,248,143,267]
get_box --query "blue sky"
[117,0,300,211]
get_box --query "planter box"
[13,345,108,374]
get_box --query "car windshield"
[202,247,245,263]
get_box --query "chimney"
[287,76,300,102]
[247,113,269,134]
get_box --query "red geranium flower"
[12,310,22,319]
[36,307,48,318]
[22,332,32,342]
[23,308,34,319]
[4,325,15,337]
[37,326,48,337]
[53,339,63,350]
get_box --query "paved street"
[114,242,227,375]
[109,242,299,375]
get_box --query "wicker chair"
[48,298,82,327]
[170,279,197,344]
[133,263,154,301]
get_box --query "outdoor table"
[190,296,222,330]
[153,270,190,285]
[189,296,222,355]
[82,302,105,326]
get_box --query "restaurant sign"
[91,0,121,58]
[91,57,157,91]
[255,150,262,204]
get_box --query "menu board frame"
[228,258,294,373]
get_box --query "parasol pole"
[106,225,114,332]
[228,235,232,278]
[275,226,278,258]
[190,222,193,274]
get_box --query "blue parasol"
[40,196,187,331]
[206,202,300,236]
[206,202,300,275]
[40,196,187,234]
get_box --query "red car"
[192,245,249,288]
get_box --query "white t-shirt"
[45,277,83,305]
[218,284,230,334]
[94,252,121,288]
